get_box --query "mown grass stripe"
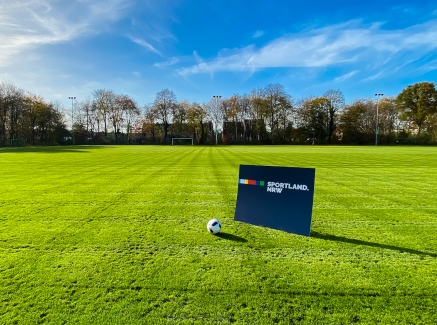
[1,145,437,324]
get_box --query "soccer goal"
[10,139,26,147]
[172,138,193,145]
[392,138,417,145]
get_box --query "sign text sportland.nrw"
[266,182,309,193]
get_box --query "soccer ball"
[207,219,222,235]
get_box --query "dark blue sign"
[234,164,316,236]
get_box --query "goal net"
[10,139,26,147]
[392,138,417,145]
[172,138,193,145]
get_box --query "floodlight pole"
[69,96,76,144]
[213,95,222,145]
[375,93,383,146]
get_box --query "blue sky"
[1,0,437,109]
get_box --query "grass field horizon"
[1,145,437,324]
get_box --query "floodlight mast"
[212,95,222,145]
[375,93,384,145]
[68,96,76,144]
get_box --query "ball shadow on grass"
[216,232,248,243]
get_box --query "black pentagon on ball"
[212,222,218,226]
[209,229,214,234]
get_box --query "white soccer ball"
[207,219,222,235]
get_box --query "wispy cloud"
[391,5,418,14]
[0,0,133,67]
[129,36,161,55]
[252,30,265,38]
[193,50,204,64]
[333,70,359,83]
[362,70,388,82]
[153,57,178,67]
[177,19,437,80]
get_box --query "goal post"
[172,138,194,145]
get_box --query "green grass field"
[1,145,437,324]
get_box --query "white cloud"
[391,5,418,14]
[333,70,359,83]
[153,57,178,67]
[177,19,437,79]
[252,30,265,38]
[0,0,133,67]
[193,51,204,64]
[129,36,161,55]
[362,70,388,82]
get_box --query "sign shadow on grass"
[216,232,248,243]
[311,231,437,258]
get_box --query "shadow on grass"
[216,232,248,243]
[311,231,437,258]
[0,145,114,154]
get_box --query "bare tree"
[153,89,177,143]
[173,100,189,137]
[238,94,251,142]
[186,102,207,143]
[92,89,115,136]
[0,82,26,144]
[378,97,398,136]
[118,95,139,144]
[224,95,240,142]
[206,96,224,144]
[112,95,126,143]
[76,99,93,136]
[143,104,158,143]
[323,89,345,143]
[258,83,292,143]
[249,88,266,142]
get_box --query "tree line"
[1,80,436,146]
[0,82,65,146]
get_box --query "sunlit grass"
[0,145,436,324]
